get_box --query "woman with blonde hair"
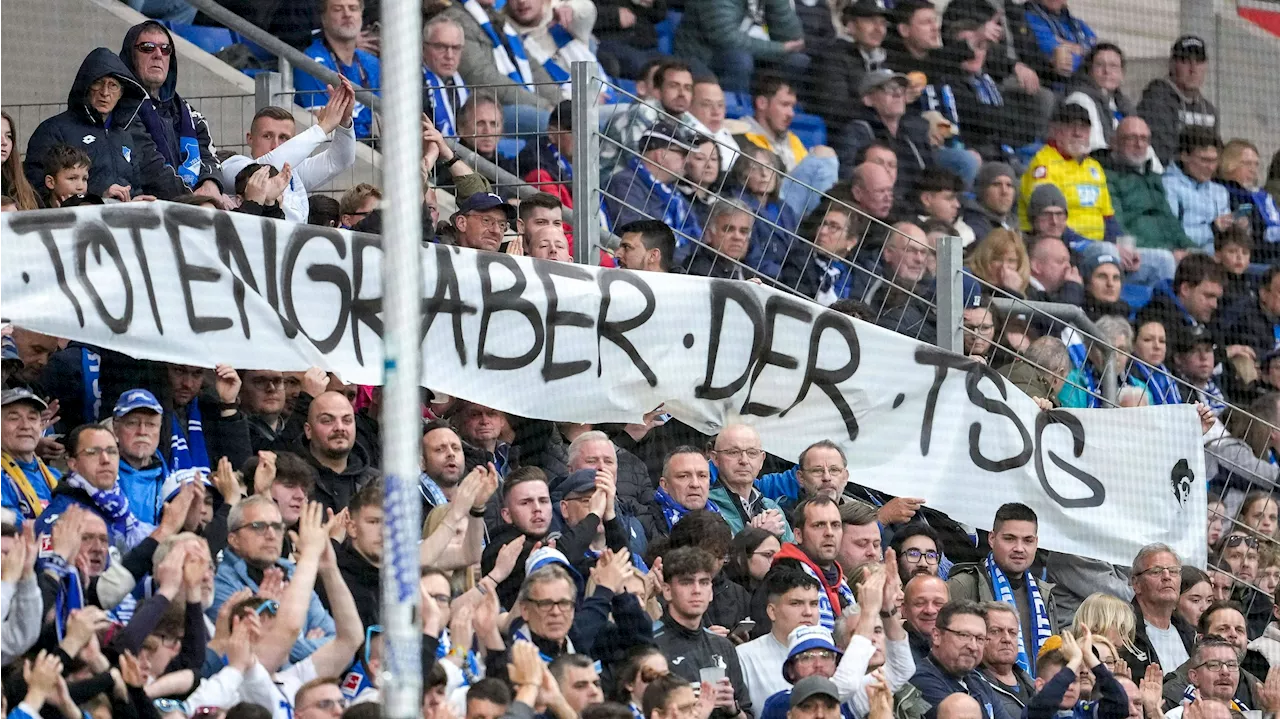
[967,228,1030,296]
[1,110,40,210]
[1217,138,1280,260]
[1072,592,1142,662]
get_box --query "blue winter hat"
[113,388,164,418]
[783,625,842,682]
[525,545,578,578]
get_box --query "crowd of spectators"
[5,5,1280,719]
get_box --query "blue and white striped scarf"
[653,486,720,530]
[170,401,209,474]
[463,0,533,86]
[423,68,468,137]
[531,23,613,101]
[627,156,699,238]
[985,553,1052,675]
[794,560,855,632]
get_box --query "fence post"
[1102,349,1119,406]
[278,58,293,97]
[935,234,963,355]
[571,62,601,266]
[254,71,285,111]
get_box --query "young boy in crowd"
[41,144,90,207]
[1214,225,1255,316]
[915,170,976,246]
[1026,628,1129,719]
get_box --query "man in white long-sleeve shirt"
[738,566,824,713]
[221,79,358,224]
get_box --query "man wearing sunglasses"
[119,21,226,203]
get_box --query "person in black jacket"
[232,163,290,220]
[282,391,379,517]
[594,0,668,80]
[656,510,751,633]
[807,0,893,131]
[1218,266,1280,363]
[320,480,381,627]
[24,48,187,202]
[119,21,224,199]
[834,69,933,198]
[653,547,753,719]
[156,363,253,477]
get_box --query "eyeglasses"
[752,549,778,561]
[802,465,845,477]
[466,214,509,232]
[429,593,452,605]
[135,42,173,56]
[234,520,286,534]
[1195,660,1240,673]
[1136,565,1181,578]
[795,649,837,662]
[525,598,576,613]
[78,446,120,459]
[425,41,464,54]
[89,78,123,94]
[942,627,987,644]
[903,548,940,564]
[300,698,348,712]
[1223,535,1259,549]
[716,448,763,460]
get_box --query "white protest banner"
[0,203,1207,566]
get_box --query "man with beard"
[892,525,943,582]
[773,496,854,633]
[419,420,467,513]
[239,370,292,454]
[910,601,1012,719]
[948,504,1059,676]
[1020,104,1121,246]
[294,391,378,516]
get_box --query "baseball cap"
[942,0,996,28]
[457,192,517,221]
[640,119,698,154]
[1,387,48,411]
[1171,35,1207,62]
[844,0,891,20]
[1,335,22,368]
[1050,102,1091,126]
[525,545,583,583]
[550,468,597,502]
[1173,324,1215,355]
[159,468,213,506]
[858,68,910,96]
[789,677,841,710]
[113,388,164,418]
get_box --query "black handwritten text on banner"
[0,204,1207,567]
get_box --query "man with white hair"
[422,15,470,136]
[708,424,793,541]
[552,431,632,563]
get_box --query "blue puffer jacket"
[211,548,336,665]
[117,453,169,527]
[23,48,186,200]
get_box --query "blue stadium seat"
[791,112,827,148]
[497,138,526,160]
[232,32,275,61]
[655,11,681,55]
[166,23,235,56]
[613,78,637,100]
[1121,284,1153,313]
[724,92,751,120]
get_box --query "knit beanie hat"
[1028,183,1069,219]
[975,162,1015,192]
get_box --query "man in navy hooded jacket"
[24,47,187,201]
[119,21,225,199]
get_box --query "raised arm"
[257,501,327,672]
[303,530,363,678]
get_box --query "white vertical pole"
[379,0,423,711]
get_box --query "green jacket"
[673,0,803,65]
[708,484,795,543]
[1095,149,1197,251]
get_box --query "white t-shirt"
[1146,621,1190,670]
[239,657,318,719]
[737,633,791,714]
